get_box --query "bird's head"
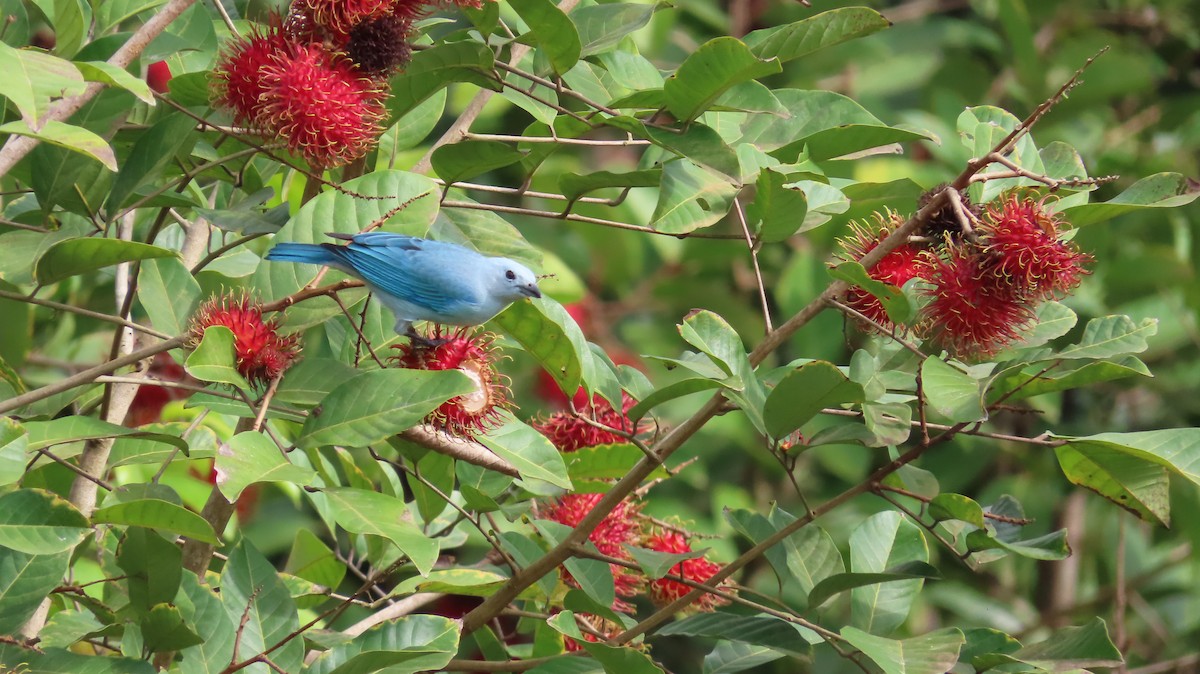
[491,258,542,302]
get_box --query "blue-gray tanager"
[266,232,542,338]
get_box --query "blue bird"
[266,232,542,339]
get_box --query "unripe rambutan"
[979,193,1092,301]
[210,27,293,125]
[917,245,1033,358]
[645,530,730,612]
[189,294,300,386]
[918,184,980,241]
[835,211,925,332]
[291,0,396,39]
[391,326,510,438]
[532,393,641,453]
[257,43,387,168]
[346,14,414,74]
[542,492,645,611]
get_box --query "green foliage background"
[1,0,1199,672]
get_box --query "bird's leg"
[405,324,449,349]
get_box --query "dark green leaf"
[1054,444,1169,526]
[1063,173,1200,227]
[0,488,89,554]
[656,613,816,657]
[105,111,197,212]
[75,61,153,104]
[1009,618,1122,670]
[386,41,500,122]
[93,498,218,544]
[323,487,439,574]
[118,526,182,613]
[748,168,808,243]
[928,494,986,528]
[626,378,728,422]
[510,0,581,75]
[559,169,661,203]
[141,603,204,652]
[744,7,891,63]
[137,257,200,337]
[431,140,526,185]
[0,643,155,674]
[808,561,941,609]
[34,237,176,285]
[663,37,781,123]
[306,615,460,674]
[571,3,656,57]
[764,360,864,440]
[840,627,964,674]
[849,511,929,635]
[0,547,71,635]
[492,297,590,399]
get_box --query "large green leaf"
[656,613,817,657]
[1054,443,1170,526]
[492,296,590,398]
[748,168,808,243]
[603,116,740,180]
[0,418,29,487]
[965,495,1070,562]
[663,37,780,123]
[75,61,154,104]
[920,358,985,423]
[0,488,89,555]
[298,368,473,449]
[306,615,460,674]
[0,42,86,127]
[92,498,218,544]
[386,41,500,121]
[0,643,155,673]
[177,572,237,674]
[431,140,526,185]
[725,508,843,601]
[140,603,204,652]
[650,159,738,234]
[1062,428,1200,489]
[1055,315,1157,360]
[221,539,304,673]
[849,511,929,635]
[23,415,187,454]
[323,487,439,575]
[558,168,661,203]
[0,119,116,170]
[1006,618,1122,670]
[744,7,891,63]
[987,357,1151,404]
[571,3,656,57]
[828,262,915,326]
[807,561,941,609]
[137,257,201,337]
[510,0,581,75]
[764,360,864,440]
[34,238,177,285]
[1063,173,1200,227]
[117,526,182,614]
[841,627,965,674]
[216,431,317,501]
[184,325,251,390]
[477,413,572,489]
[0,547,71,635]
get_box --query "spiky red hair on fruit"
[189,294,300,386]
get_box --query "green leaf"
[137,257,201,337]
[1055,315,1157,360]
[764,360,864,440]
[987,357,1151,404]
[1006,300,1078,350]
[829,262,915,325]
[478,413,572,490]
[840,627,965,674]
[306,615,460,674]
[0,644,155,673]
[678,310,749,379]
[298,368,473,449]
[118,526,182,613]
[650,159,738,235]
[185,325,251,390]
[431,140,526,185]
[221,539,304,674]
[141,603,204,652]
[581,642,665,674]
[536,520,614,609]
[849,511,929,635]
[323,487,439,575]
[0,488,89,554]
[510,0,582,75]
[702,641,783,673]
[656,613,817,657]
[493,296,590,398]
[0,118,115,170]
[725,508,843,599]
[966,524,1070,561]
[166,70,210,106]
[1008,618,1122,670]
[391,568,529,598]
[0,546,71,635]
[216,431,317,501]
[604,116,740,180]
[664,37,781,123]
[928,494,986,528]
[625,544,707,580]
[807,561,941,609]
[34,237,176,285]
[431,196,543,268]
[920,358,985,423]
[177,572,237,674]
[105,111,197,212]
[744,7,892,63]
[285,528,346,590]
[626,377,728,422]
[1054,443,1170,526]
[748,169,808,243]
[559,169,661,203]
[0,417,28,487]
[0,42,86,127]
[571,3,656,57]
[93,498,219,544]
[565,443,668,482]
[75,61,154,104]
[1062,428,1200,489]
[386,42,500,121]
[1062,173,1200,227]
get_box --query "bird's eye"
[505,270,516,280]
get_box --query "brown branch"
[0,289,172,340]
[440,200,743,239]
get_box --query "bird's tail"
[265,242,338,266]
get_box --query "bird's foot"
[405,326,449,349]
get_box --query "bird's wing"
[332,238,482,315]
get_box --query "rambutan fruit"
[532,393,641,453]
[542,492,646,611]
[979,193,1092,301]
[835,211,925,332]
[189,294,300,386]
[917,245,1034,358]
[345,13,414,74]
[210,27,293,126]
[645,529,729,612]
[390,326,510,438]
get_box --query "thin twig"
[0,289,172,340]
[732,197,773,333]
[440,200,743,239]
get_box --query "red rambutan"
[645,530,729,612]
[917,245,1034,358]
[543,492,646,611]
[256,43,388,168]
[210,27,293,126]
[979,193,1092,301]
[836,212,925,332]
[189,294,300,386]
[532,393,640,453]
[390,326,510,438]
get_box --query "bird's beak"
[521,284,542,299]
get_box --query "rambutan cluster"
[835,191,1091,358]
[211,0,490,166]
[188,293,301,386]
[390,326,511,438]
